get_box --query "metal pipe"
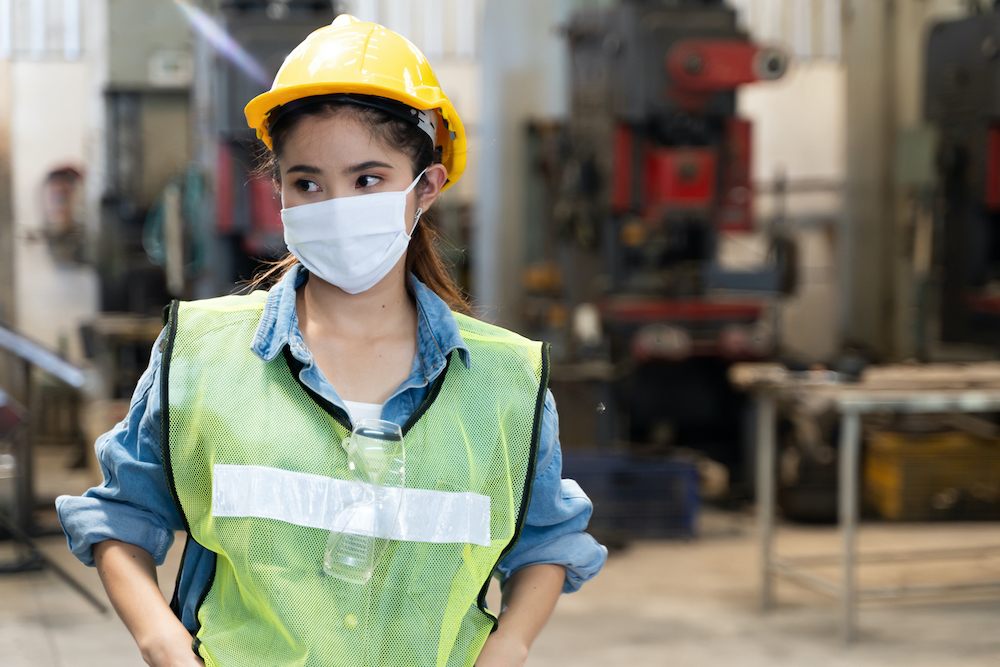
[756,393,777,611]
[860,579,1000,601]
[14,360,32,533]
[781,545,1000,567]
[838,409,861,643]
[771,557,841,599]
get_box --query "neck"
[296,262,417,341]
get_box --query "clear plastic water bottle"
[323,419,405,584]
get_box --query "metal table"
[742,368,1000,642]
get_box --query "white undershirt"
[343,400,384,424]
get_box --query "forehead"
[277,109,406,166]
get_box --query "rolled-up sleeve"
[495,390,608,593]
[56,332,185,567]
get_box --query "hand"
[475,631,529,667]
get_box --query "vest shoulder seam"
[178,292,268,314]
[452,312,539,347]
[173,300,265,352]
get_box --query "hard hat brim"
[245,83,467,191]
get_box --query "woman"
[57,14,606,667]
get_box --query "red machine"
[538,0,789,491]
[565,2,787,363]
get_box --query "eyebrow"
[284,164,322,175]
[283,160,395,177]
[344,160,394,175]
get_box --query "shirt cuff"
[56,494,177,567]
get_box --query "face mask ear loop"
[404,168,429,195]
[406,168,429,239]
[408,207,423,240]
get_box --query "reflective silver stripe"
[211,464,492,546]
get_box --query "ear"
[416,163,449,211]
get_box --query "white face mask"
[281,170,426,294]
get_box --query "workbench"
[731,363,1000,642]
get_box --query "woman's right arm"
[56,330,199,664]
[93,540,203,667]
[57,331,183,568]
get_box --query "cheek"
[279,184,299,209]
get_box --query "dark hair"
[249,98,470,314]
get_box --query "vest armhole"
[160,299,191,535]
[162,300,206,631]
[191,556,218,644]
[169,532,191,618]
[475,341,551,632]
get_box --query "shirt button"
[344,614,358,629]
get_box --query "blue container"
[561,452,699,540]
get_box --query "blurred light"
[793,0,811,59]
[0,0,10,60]
[572,303,603,347]
[728,0,751,33]
[265,2,290,21]
[172,0,270,87]
[423,0,443,60]
[760,0,782,42]
[29,0,45,60]
[455,0,475,59]
[63,0,80,60]
[632,324,692,362]
[385,0,410,38]
[353,0,379,24]
[822,0,841,60]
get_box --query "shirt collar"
[251,264,471,371]
[251,263,306,363]
[409,273,471,371]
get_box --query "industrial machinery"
[211,1,338,285]
[97,2,336,316]
[529,0,789,494]
[88,1,335,400]
[926,3,1000,348]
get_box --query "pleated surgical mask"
[281,169,426,294]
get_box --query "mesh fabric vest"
[161,293,549,667]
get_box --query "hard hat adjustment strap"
[266,93,439,148]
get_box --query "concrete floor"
[2,448,1000,666]
[532,514,1000,667]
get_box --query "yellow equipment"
[244,14,467,189]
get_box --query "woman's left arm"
[475,563,566,667]
[478,390,608,665]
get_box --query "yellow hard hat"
[245,14,467,190]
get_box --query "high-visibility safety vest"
[160,293,549,667]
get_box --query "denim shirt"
[56,265,607,631]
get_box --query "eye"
[295,179,321,193]
[356,174,383,189]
